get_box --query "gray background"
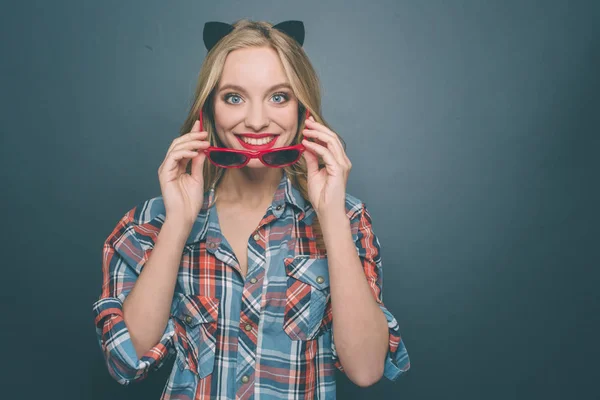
[1,0,598,399]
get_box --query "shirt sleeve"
[92,210,176,385]
[331,203,411,381]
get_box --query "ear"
[272,20,305,46]
[203,21,235,51]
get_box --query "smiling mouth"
[239,136,275,145]
[234,134,279,148]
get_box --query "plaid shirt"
[93,170,410,399]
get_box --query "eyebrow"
[217,82,293,94]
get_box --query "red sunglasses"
[199,108,309,169]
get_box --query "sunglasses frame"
[199,107,310,169]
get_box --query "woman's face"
[212,46,299,168]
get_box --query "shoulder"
[302,192,371,240]
[102,196,169,271]
[343,192,366,220]
[123,195,167,225]
[342,192,380,238]
[303,192,368,222]
[105,195,167,245]
[303,192,366,225]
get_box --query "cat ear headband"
[203,20,305,51]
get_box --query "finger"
[304,119,349,163]
[302,139,342,176]
[171,138,210,153]
[302,143,319,177]
[164,140,209,173]
[168,131,208,152]
[305,118,337,139]
[302,128,347,168]
[161,148,201,173]
[304,119,347,155]
[191,119,201,132]
[190,146,207,182]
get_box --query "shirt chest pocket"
[283,256,331,341]
[171,293,219,378]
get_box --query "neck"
[216,167,283,208]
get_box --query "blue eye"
[272,93,289,103]
[224,94,242,104]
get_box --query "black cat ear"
[272,20,305,46]
[203,21,235,51]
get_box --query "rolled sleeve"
[331,304,410,381]
[331,203,411,381]
[92,211,176,385]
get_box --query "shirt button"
[253,233,260,241]
[316,276,325,284]
[208,242,217,249]
[241,375,249,383]
[244,323,252,332]
[184,315,193,325]
[249,277,257,284]
[275,205,282,211]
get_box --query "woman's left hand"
[301,116,352,217]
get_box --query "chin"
[245,159,267,168]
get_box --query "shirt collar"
[186,169,306,245]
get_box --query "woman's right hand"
[158,119,211,228]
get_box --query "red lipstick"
[235,133,278,150]
[237,133,275,138]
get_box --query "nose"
[244,104,269,131]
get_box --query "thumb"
[303,144,319,177]
[190,149,206,182]
[191,119,201,132]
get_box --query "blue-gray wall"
[2,0,598,399]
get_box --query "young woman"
[93,19,410,399]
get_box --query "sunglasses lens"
[209,151,247,167]
[262,149,301,166]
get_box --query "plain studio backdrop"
[1,0,598,399]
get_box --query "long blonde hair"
[180,19,346,250]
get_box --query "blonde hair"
[180,19,346,250]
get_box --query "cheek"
[279,111,300,134]
[213,104,232,130]
[214,110,245,142]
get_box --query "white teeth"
[240,136,274,145]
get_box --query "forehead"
[219,46,288,88]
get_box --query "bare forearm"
[320,212,389,386]
[122,219,191,358]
